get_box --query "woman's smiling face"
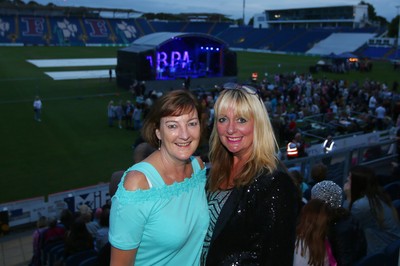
[156,109,201,162]
[216,108,254,158]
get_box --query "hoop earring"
[158,139,161,150]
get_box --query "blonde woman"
[203,85,299,265]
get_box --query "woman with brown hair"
[294,199,334,266]
[345,165,400,255]
[109,90,209,266]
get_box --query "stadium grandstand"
[1,1,398,61]
[253,4,371,29]
[249,3,396,57]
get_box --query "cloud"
[29,0,399,21]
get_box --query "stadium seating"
[150,21,186,32]
[41,239,64,266]
[306,32,377,55]
[134,17,156,35]
[184,21,215,34]
[79,256,98,266]
[392,199,400,218]
[48,243,65,266]
[0,12,386,57]
[387,49,400,60]
[354,252,386,266]
[384,239,400,266]
[384,181,400,201]
[283,29,332,53]
[65,249,98,266]
[361,46,393,59]
[215,26,254,48]
[207,22,232,36]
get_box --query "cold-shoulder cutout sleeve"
[123,170,151,191]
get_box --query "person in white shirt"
[33,96,42,122]
[368,95,377,113]
[375,103,386,130]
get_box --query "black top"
[206,167,299,266]
[328,208,367,266]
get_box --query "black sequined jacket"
[206,167,299,266]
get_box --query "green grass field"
[0,47,398,203]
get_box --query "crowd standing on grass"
[106,86,163,131]
[239,73,400,149]
[107,100,115,127]
[114,72,400,157]
[106,71,400,144]
[114,100,124,129]
[124,100,134,129]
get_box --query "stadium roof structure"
[265,4,357,12]
[254,4,370,29]
[175,13,233,22]
[0,1,142,17]
[121,31,229,53]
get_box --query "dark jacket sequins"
[206,168,299,266]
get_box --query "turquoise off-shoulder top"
[109,157,209,266]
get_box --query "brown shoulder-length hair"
[295,199,331,266]
[208,88,278,191]
[349,165,398,227]
[141,90,202,148]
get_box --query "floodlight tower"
[243,0,246,25]
[397,6,400,59]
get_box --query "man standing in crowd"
[33,96,42,122]
[322,135,335,154]
[322,134,335,165]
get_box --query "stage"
[140,76,237,93]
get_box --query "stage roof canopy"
[120,32,228,53]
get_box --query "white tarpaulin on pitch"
[27,58,116,67]
[45,70,113,80]
[27,58,116,80]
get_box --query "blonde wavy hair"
[208,88,278,191]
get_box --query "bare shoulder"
[194,156,205,170]
[123,170,150,191]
